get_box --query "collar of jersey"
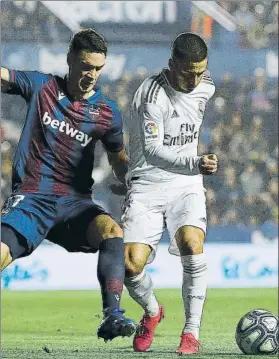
[86,87,102,104]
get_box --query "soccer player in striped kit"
[122,33,218,354]
[0,28,136,341]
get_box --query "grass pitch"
[1,288,278,359]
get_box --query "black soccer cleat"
[97,309,137,342]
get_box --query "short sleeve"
[101,109,124,153]
[7,70,52,101]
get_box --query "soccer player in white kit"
[122,33,218,354]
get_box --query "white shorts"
[121,181,207,263]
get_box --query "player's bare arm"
[107,149,129,185]
[1,67,11,92]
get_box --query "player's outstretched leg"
[125,243,165,352]
[125,271,165,351]
[96,235,137,341]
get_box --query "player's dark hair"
[68,28,108,57]
[171,32,207,63]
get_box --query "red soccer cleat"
[176,333,200,355]
[133,304,165,352]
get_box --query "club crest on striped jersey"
[89,104,100,118]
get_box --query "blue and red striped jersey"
[7,70,124,196]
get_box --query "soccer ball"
[235,309,278,355]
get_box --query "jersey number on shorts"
[1,195,25,215]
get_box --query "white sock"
[181,253,207,340]
[124,270,159,317]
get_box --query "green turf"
[1,288,278,359]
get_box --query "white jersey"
[126,69,215,186]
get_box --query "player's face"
[68,50,106,94]
[169,57,208,93]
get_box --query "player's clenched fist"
[199,154,218,175]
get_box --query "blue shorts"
[1,192,109,259]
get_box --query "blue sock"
[97,237,125,314]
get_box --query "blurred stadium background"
[1,1,278,289]
[1,2,278,358]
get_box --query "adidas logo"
[171,110,179,118]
